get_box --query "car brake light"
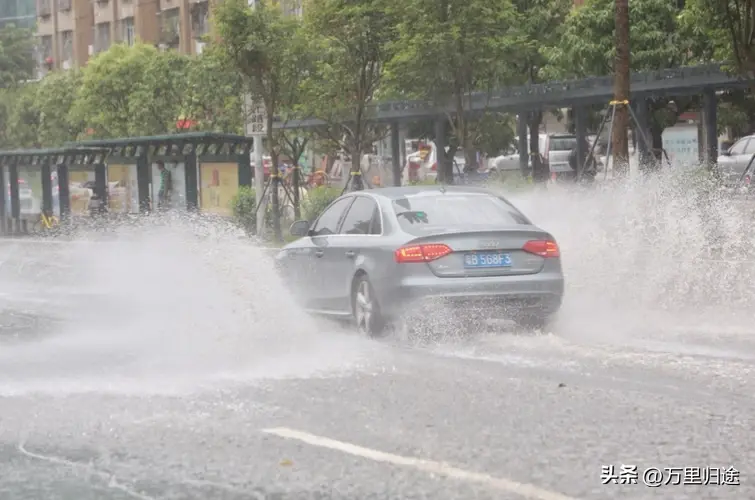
[430,162,437,171]
[395,243,452,263]
[522,240,560,258]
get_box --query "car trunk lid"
[399,227,556,277]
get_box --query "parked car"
[275,186,564,337]
[491,133,601,180]
[717,134,755,187]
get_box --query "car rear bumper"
[378,272,564,321]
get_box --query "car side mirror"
[720,150,731,157]
[289,220,310,237]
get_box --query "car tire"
[352,275,386,338]
[514,314,551,333]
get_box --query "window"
[310,197,353,236]
[191,1,210,38]
[729,138,749,156]
[57,0,71,11]
[60,30,73,67]
[159,8,180,49]
[121,17,135,46]
[743,139,755,155]
[37,0,51,17]
[340,196,380,235]
[392,193,530,236]
[38,35,53,75]
[549,136,577,152]
[94,23,111,54]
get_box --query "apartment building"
[35,0,212,74]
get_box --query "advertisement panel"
[68,168,94,216]
[15,166,42,218]
[150,162,186,210]
[662,125,699,168]
[199,162,239,217]
[107,164,138,214]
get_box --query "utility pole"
[612,0,630,176]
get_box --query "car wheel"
[352,275,385,338]
[514,314,551,333]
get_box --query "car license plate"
[464,252,512,268]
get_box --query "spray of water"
[0,214,377,396]
[1,170,754,395]
[506,169,755,343]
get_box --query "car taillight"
[395,243,452,263]
[522,240,560,258]
[430,162,437,171]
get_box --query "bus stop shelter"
[0,147,109,235]
[73,132,253,216]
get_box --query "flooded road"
[2,177,755,500]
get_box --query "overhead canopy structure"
[275,63,748,129]
[71,132,254,159]
[71,132,254,216]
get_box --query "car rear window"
[391,193,530,235]
[549,137,577,151]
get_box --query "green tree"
[0,88,19,148]
[508,0,572,180]
[184,45,244,133]
[127,49,191,136]
[385,0,518,181]
[214,0,311,239]
[679,1,755,139]
[550,0,712,156]
[6,83,40,147]
[36,70,85,146]
[300,0,395,189]
[0,24,35,87]
[681,0,754,82]
[71,43,159,138]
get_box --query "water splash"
[0,214,375,396]
[505,170,755,342]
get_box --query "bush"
[301,186,341,222]
[231,186,273,234]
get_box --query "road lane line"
[17,441,155,500]
[261,427,578,500]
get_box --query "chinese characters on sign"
[601,465,740,487]
[245,96,267,136]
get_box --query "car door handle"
[314,250,324,258]
[345,250,356,258]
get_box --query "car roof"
[360,185,501,201]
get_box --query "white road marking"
[261,427,579,500]
[17,441,155,500]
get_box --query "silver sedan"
[275,186,564,336]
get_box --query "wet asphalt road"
[1,238,754,500]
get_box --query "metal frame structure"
[1,133,255,235]
[72,132,254,213]
[0,147,109,234]
[275,64,748,129]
